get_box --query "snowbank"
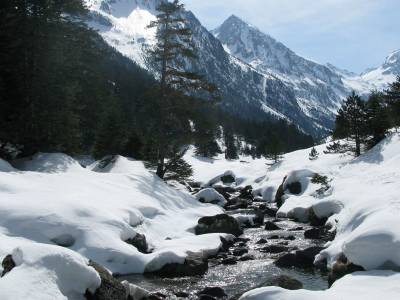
[0,153,225,286]
[240,271,400,300]
[0,244,100,300]
[195,188,227,206]
[13,153,86,173]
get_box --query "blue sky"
[182,0,400,73]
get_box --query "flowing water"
[121,205,328,299]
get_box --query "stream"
[120,203,329,299]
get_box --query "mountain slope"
[327,50,400,95]
[213,15,351,130]
[85,0,328,135]
[85,1,399,136]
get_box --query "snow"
[0,244,100,300]
[0,153,228,297]
[195,188,227,207]
[0,159,17,172]
[188,132,400,298]
[225,132,400,299]
[239,271,400,300]
[85,0,158,68]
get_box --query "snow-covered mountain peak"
[87,0,162,16]
[385,49,400,65]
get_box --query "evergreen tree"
[145,0,216,179]
[309,147,319,160]
[385,76,400,128]
[224,130,239,160]
[193,108,221,158]
[365,91,390,148]
[265,135,284,163]
[333,92,367,156]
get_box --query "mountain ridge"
[84,0,400,136]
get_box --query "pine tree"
[333,92,367,156]
[193,108,221,158]
[265,135,284,163]
[309,147,319,160]
[224,130,239,160]
[365,91,390,148]
[146,0,217,179]
[385,76,400,129]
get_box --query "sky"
[182,0,400,73]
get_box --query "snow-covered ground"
[0,154,227,299]
[186,133,400,299]
[240,271,400,300]
[2,133,400,299]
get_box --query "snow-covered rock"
[195,188,227,207]
[239,271,400,300]
[0,244,100,300]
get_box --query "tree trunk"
[355,137,361,157]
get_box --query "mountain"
[213,15,351,130]
[327,50,400,96]
[84,0,399,136]
[85,0,327,135]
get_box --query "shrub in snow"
[308,147,319,160]
[195,188,227,207]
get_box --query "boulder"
[289,226,304,231]
[274,176,287,207]
[238,185,254,200]
[146,292,167,300]
[309,208,327,227]
[263,207,278,218]
[174,291,190,298]
[221,257,237,265]
[286,181,302,194]
[121,281,150,300]
[239,254,255,261]
[1,255,16,277]
[260,245,289,254]
[149,254,208,278]
[225,197,248,210]
[275,246,325,269]
[220,236,235,251]
[232,247,248,256]
[197,287,227,298]
[195,214,243,237]
[328,254,365,287]
[221,174,235,184]
[85,261,127,300]
[198,295,216,300]
[125,233,149,254]
[262,275,303,290]
[265,221,281,231]
[304,227,335,241]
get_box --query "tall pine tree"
[145,0,217,179]
[333,92,367,156]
